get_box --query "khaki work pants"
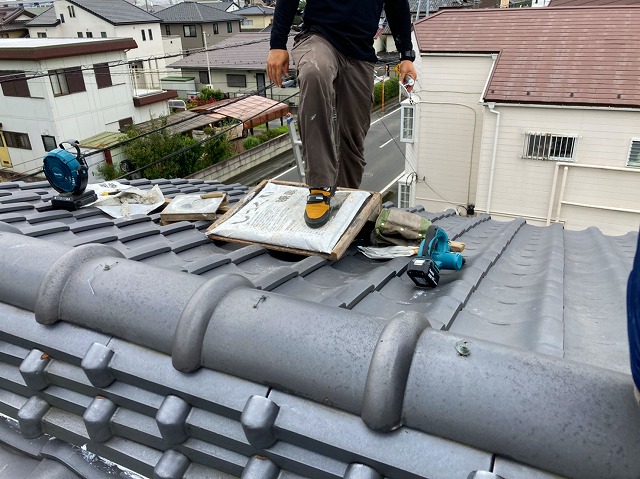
[291,33,375,189]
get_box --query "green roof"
[79,131,126,149]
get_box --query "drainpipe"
[486,102,500,216]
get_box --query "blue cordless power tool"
[407,225,464,288]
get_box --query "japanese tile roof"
[234,5,274,15]
[202,0,239,11]
[153,2,244,24]
[168,31,294,71]
[24,6,58,27]
[550,0,640,5]
[414,6,640,108]
[67,0,160,25]
[0,177,638,478]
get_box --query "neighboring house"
[168,32,296,100]
[201,0,241,12]
[549,0,640,5]
[0,176,638,479]
[0,5,37,38]
[25,0,177,91]
[375,0,480,55]
[234,4,273,31]
[531,0,551,6]
[154,2,244,66]
[0,38,176,175]
[404,6,640,235]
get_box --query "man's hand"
[267,49,290,87]
[399,60,418,92]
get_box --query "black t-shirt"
[270,0,413,63]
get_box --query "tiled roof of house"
[407,0,470,13]
[67,0,160,25]
[0,176,638,479]
[550,0,640,5]
[234,5,274,15]
[24,6,58,27]
[204,0,239,11]
[153,2,244,24]
[168,31,294,71]
[414,6,640,107]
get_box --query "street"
[273,106,405,194]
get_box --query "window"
[101,31,107,38]
[37,32,47,38]
[93,63,112,89]
[141,29,146,41]
[628,139,640,168]
[0,70,30,97]
[67,5,75,17]
[199,71,210,85]
[42,135,57,152]
[86,32,93,38]
[77,32,83,37]
[119,117,133,132]
[523,132,578,161]
[3,131,31,150]
[60,13,65,23]
[398,182,411,208]
[243,19,253,26]
[226,74,246,88]
[164,25,171,35]
[184,25,197,37]
[213,23,219,34]
[400,100,415,143]
[49,67,85,96]
[227,22,233,33]
[148,29,153,40]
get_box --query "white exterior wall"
[476,105,640,235]
[180,68,265,95]
[0,48,166,175]
[30,1,167,89]
[407,54,494,214]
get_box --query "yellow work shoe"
[304,187,333,228]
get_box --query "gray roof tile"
[153,2,244,23]
[0,177,638,478]
[69,0,160,25]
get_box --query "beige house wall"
[241,14,273,30]
[476,106,640,235]
[409,54,494,214]
[409,52,640,235]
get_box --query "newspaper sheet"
[208,182,371,254]
[88,181,165,218]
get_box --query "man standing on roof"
[267,0,417,228]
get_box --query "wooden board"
[206,180,381,260]
[160,192,228,222]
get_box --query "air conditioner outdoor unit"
[168,99,187,110]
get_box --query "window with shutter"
[93,63,112,89]
[628,140,640,168]
[0,71,30,98]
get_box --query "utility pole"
[202,26,212,87]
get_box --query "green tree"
[122,117,203,179]
[202,133,235,166]
[199,87,225,102]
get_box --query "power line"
[0,35,276,84]
[115,90,300,180]
[6,87,299,182]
